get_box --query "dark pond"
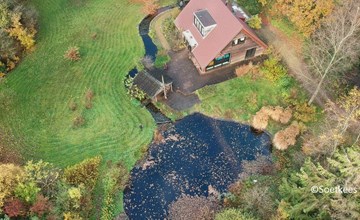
[124,113,272,219]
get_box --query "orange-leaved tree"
[274,0,334,36]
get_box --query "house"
[174,0,267,73]
[133,69,173,101]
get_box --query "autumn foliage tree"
[7,12,37,50]
[0,0,37,74]
[274,0,334,36]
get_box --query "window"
[194,16,205,37]
[233,36,246,45]
[245,48,256,59]
[206,53,231,70]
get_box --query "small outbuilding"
[133,69,173,101]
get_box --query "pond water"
[124,113,272,219]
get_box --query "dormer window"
[233,36,246,45]
[194,9,216,37]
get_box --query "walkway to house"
[151,8,173,50]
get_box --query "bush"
[24,160,60,198]
[252,106,292,130]
[30,195,52,217]
[3,198,27,218]
[68,100,77,111]
[273,122,301,150]
[0,164,25,208]
[64,46,81,61]
[248,15,262,29]
[291,101,317,123]
[239,154,275,179]
[14,181,40,203]
[241,185,276,219]
[215,208,257,220]
[63,156,102,190]
[72,115,86,128]
[100,162,129,220]
[260,56,287,82]
[84,89,94,109]
[168,195,219,220]
[162,16,185,51]
[252,108,269,130]
[154,52,170,68]
[125,76,147,100]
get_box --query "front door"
[245,48,256,59]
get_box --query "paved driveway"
[166,49,236,95]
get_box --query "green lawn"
[158,0,177,7]
[194,75,285,122]
[0,0,155,168]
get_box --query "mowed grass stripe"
[0,0,155,167]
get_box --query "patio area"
[165,49,237,95]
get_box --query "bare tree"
[306,0,360,105]
[302,87,360,158]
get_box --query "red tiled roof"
[175,0,267,70]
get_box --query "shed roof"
[133,70,172,98]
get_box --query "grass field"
[0,0,156,168]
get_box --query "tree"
[302,87,360,157]
[279,147,360,219]
[306,0,360,105]
[7,12,36,50]
[274,0,334,36]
